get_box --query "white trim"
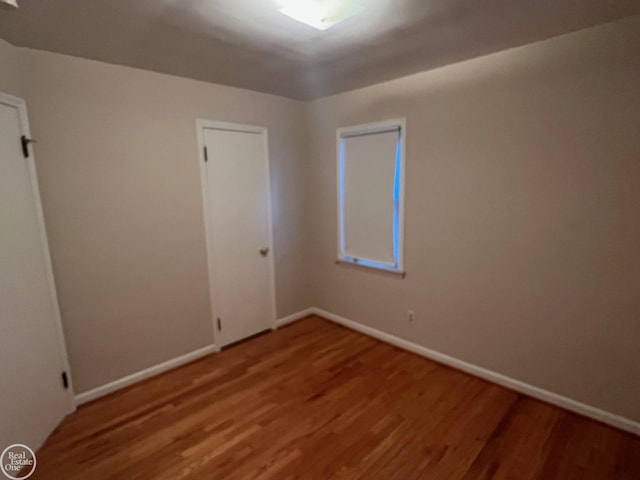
[310,307,640,436]
[196,119,278,347]
[196,120,220,348]
[66,305,639,434]
[276,308,316,328]
[74,306,313,406]
[336,118,406,274]
[75,344,219,405]
[197,120,264,135]
[0,92,77,414]
[338,119,404,137]
[262,130,279,333]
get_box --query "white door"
[201,123,276,347]
[0,93,74,450]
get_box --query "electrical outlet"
[407,310,415,323]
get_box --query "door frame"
[196,119,278,348]
[0,92,76,411]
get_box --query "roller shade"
[339,127,401,268]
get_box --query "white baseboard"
[75,344,219,405]
[75,308,311,406]
[72,307,639,436]
[311,307,640,436]
[276,308,316,328]
[75,307,315,406]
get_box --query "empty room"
[1,1,639,478]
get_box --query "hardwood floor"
[37,316,640,479]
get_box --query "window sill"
[335,259,406,278]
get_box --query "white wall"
[306,16,640,422]
[0,37,28,97]
[1,41,310,394]
[2,16,639,424]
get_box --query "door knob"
[260,247,269,257]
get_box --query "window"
[337,119,406,275]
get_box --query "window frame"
[336,118,406,276]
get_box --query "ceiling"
[1,0,638,100]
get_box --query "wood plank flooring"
[37,316,640,479]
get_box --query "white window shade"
[337,119,405,274]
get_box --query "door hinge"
[217,317,222,331]
[62,371,69,390]
[204,146,208,162]
[21,135,36,159]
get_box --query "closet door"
[0,93,74,450]
[201,122,276,347]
